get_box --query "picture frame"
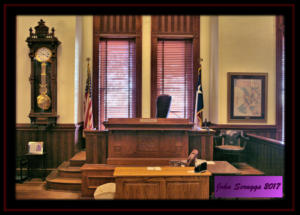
[28,141,44,154]
[227,73,268,122]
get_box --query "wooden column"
[84,130,108,164]
[188,129,215,160]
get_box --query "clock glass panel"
[35,47,52,62]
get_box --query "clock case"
[26,20,61,128]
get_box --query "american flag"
[194,64,204,127]
[84,62,94,131]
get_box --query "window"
[156,39,193,119]
[93,15,142,130]
[151,15,200,121]
[98,39,136,130]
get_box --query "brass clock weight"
[26,20,61,127]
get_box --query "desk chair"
[94,183,116,200]
[156,94,172,118]
[214,130,249,163]
[24,141,47,180]
[16,156,28,183]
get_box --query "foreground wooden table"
[114,166,211,200]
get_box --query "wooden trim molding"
[247,133,284,146]
[209,124,277,139]
[16,122,83,130]
[210,124,276,129]
[276,16,285,141]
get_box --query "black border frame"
[2,1,296,213]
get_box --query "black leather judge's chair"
[156,94,172,118]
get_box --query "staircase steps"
[69,150,86,167]
[46,151,86,191]
[57,161,82,178]
[46,170,82,191]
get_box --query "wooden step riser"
[107,158,177,166]
[69,160,85,167]
[46,181,81,191]
[58,171,82,178]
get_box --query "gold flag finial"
[198,58,203,75]
[198,59,203,74]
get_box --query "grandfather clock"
[26,19,61,128]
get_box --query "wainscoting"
[210,124,283,175]
[210,124,277,139]
[245,134,284,176]
[15,123,84,174]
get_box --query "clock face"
[35,47,52,62]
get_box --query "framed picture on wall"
[227,73,268,122]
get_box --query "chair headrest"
[156,94,172,118]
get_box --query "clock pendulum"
[35,47,52,110]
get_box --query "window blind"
[98,39,136,130]
[156,39,193,120]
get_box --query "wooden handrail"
[247,133,284,146]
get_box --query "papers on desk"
[187,170,208,174]
[147,167,162,171]
[206,161,215,165]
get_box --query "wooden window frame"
[276,16,285,141]
[93,15,142,130]
[150,15,200,120]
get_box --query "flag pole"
[83,57,92,138]
[194,58,204,130]
[197,63,203,128]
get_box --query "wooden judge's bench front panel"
[82,118,215,197]
[85,118,215,166]
[108,130,189,165]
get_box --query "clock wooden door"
[26,19,61,128]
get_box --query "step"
[57,161,82,178]
[232,162,264,175]
[107,157,188,166]
[69,151,86,167]
[46,170,82,191]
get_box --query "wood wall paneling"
[188,131,215,160]
[96,15,139,34]
[80,164,115,197]
[85,130,107,164]
[210,124,277,139]
[245,134,284,176]
[16,123,83,171]
[108,130,188,158]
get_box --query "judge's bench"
[81,118,215,198]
